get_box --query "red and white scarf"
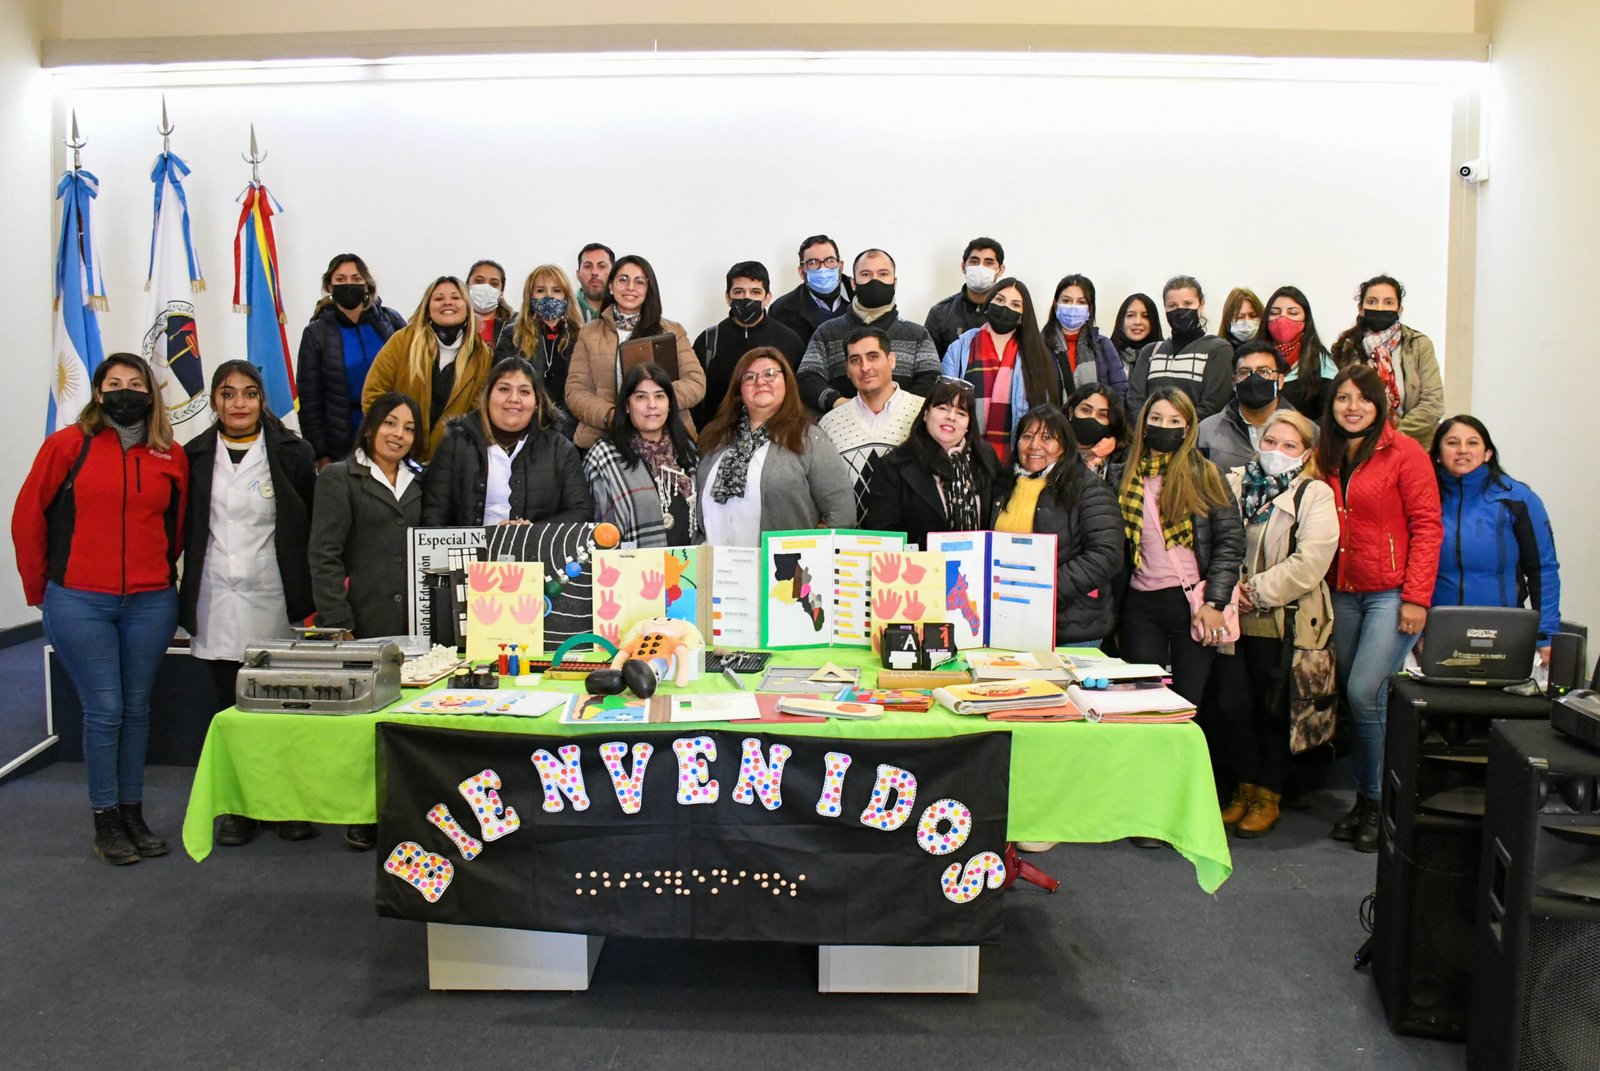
[1362,323,1404,419]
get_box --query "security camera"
[1458,159,1489,184]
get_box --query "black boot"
[1330,796,1366,842]
[118,803,168,857]
[1354,797,1382,853]
[345,824,376,851]
[93,807,141,866]
[216,814,258,846]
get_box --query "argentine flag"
[48,169,107,434]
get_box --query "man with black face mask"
[1125,274,1236,422]
[691,261,803,429]
[1196,341,1293,473]
[795,248,941,413]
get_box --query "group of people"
[12,234,1560,867]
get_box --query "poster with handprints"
[868,551,947,652]
[464,561,546,661]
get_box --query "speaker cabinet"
[1468,720,1600,1071]
[1548,631,1587,697]
[1372,679,1551,1038]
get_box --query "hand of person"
[1398,602,1428,637]
[1195,604,1228,646]
[831,397,849,410]
[1539,644,1552,668]
[496,519,532,527]
[1237,582,1256,614]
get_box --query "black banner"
[375,724,1011,945]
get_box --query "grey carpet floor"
[0,757,1465,1071]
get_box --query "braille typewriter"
[236,634,404,714]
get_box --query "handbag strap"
[1279,480,1312,638]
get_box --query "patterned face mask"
[531,296,569,322]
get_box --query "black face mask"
[1071,416,1113,448]
[432,322,464,346]
[729,298,764,325]
[984,304,1023,334]
[1361,308,1400,333]
[1166,307,1201,337]
[100,389,152,426]
[330,283,368,311]
[1144,425,1186,454]
[854,279,895,309]
[1235,374,1279,409]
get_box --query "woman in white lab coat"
[179,359,317,846]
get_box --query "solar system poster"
[375,724,1011,945]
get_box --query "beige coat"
[1333,324,1444,449]
[1227,469,1339,648]
[565,308,705,449]
[360,324,494,462]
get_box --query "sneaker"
[216,814,258,846]
[1014,841,1058,853]
[118,802,168,857]
[345,824,376,851]
[92,807,141,866]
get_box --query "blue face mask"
[531,296,569,322]
[1055,304,1091,331]
[806,266,841,295]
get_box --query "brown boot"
[1220,784,1255,826]
[1236,787,1282,839]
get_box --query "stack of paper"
[932,679,1074,717]
[1065,683,1196,722]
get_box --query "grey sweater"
[696,424,857,536]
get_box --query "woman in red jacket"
[12,353,188,866]
[1317,364,1441,852]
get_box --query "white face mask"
[1256,447,1308,477]
[964,265,998,293]
[468,283,502,313]
[1228,318,1260,342]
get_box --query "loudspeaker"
[1548,632,1587,697]
[1372,679,1551,1038]
[1468,720,1600,1071]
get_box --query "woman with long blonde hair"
[495,263,585,440]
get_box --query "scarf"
[941,449,981,531]
[1238,459,1295,524]
[633,432,696,531]
[1362,323,1404,418]
[1275,333,1303,371]
[1118,450,1195,570]
[710,413,770,504]
[850,297,894,324]
[966,327,1018,467]
[614,311,641,333]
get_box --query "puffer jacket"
[1324,423,1442,605]
[295,300,406,461]
[1436,464,1561,642]
[993,468,1125,642]
[1109,456,1246,607]
[420,415,593,528]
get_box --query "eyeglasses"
[801,256,841,271]
[741,368,784,385]
[1232,368,1280,383]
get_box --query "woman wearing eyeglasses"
[697,347,854,545]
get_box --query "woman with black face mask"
[939,278,1061,467]
[295,253,406,470]
[1330,274,1444,449]
[1124,275,1236,423]
[361,276,495,462]
[13,353,188,866]
[1065,382,1128,481]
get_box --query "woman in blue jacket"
[941,278,1061,467]
[1431,415,1561,665]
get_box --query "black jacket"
[993,469,1125,643]
[1107,458,1246,607]
[494,317,577,415]
[690,314,805,429]
[308,455,423,638]
[295,301,406,462]
[860,444,1003,551]
[768,280,849,347]
[179,420,318,635]
[420,415,593,528]
[924,290,988,360]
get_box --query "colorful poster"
[706,545,761,648]
[925,532,987,651]
[868,551,947,651]
[592,547,706,647]
[926,531,1058,651]
[760,530,906,650]
[464,561,545,662]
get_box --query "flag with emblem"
[142,149,209,442]
[47,167,107,433]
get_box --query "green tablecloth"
[183,648,1232,892]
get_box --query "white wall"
[1475,0,1600,639]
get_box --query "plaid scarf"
[1118,451,1195,570]
[1238,459,1295,525]
[966,328,1018,467]
[633,433,696,537]
[1362,323,1404,418]
[585,439,670,547]
[710,413,770,504]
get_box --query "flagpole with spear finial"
[47,108,108,432]
[243,122,266,184]
[66,109,86,173]
[158,95,173,154]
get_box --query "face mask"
[468,284,501,313]
[432,322,464,346]
[1228,318,1259,342]
[1256,448,1308,477]
[531,296,568,322]
[964,265,998,293]
[1071,416,1112,448]
[1362,308,1400,333]
[330,283,367,311]
[100,388,152,425]
[1056,304,1091,331]
[1166,307,1201,337]
[984,304,1023,334]
[729,297,764,325]
[1268,316,1305,343]
[805,266,840,295]
[1144,425,1186,454]
[854,279,895,309]
[1235,373,1279,409]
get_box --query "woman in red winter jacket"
[12,353,188,866]
[1316,364,1442,852]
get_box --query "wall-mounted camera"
[1458,159,1489,184]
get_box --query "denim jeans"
[43,582,178,810]
[1332,589,1419,799]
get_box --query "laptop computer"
[1413,606,1539,687]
